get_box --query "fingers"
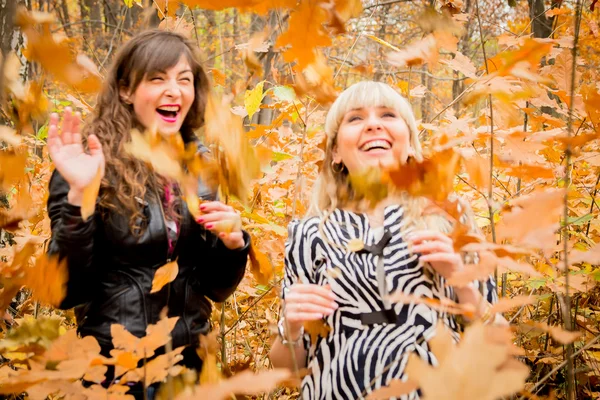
[61,107,74,145]
[419,252,461,265]
[218,231,245,250]
[286,291,338,311]
[407,230,452,246]
[47,113,62,157]
[197,211,236,224]
[71,111,82,145]
[199,201,234,213]
[411,240,454,255]
[289,283,336,301]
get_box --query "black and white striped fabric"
[282,205,497,400]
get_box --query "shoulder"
[287,215,321,240]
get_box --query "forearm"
[455,284,508,325]
[270,337,308,370]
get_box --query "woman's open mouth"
[156,105,180,123]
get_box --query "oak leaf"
[151,260,179,293]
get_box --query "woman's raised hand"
[196,201,245,250]
[283,283,338,340]
[47,108,105,205]
[407,230,464,279]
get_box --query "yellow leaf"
[81,167,102,222]
[244,81,265,120]
[151,260,179,293]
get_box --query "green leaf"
[272,151,293,162]
[566,214,594,226]
[272,86,296,102]
[37,124,48,141]
[244,81,265,120]
[527,277,548,290]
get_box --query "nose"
[365,113,383,132]
[164,78,182,98]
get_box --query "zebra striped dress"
[282,205,497,400]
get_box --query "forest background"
[0,0,599,399]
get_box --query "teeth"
[157,106,180,112]
[361,140,391,151]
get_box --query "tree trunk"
[56,0,72,37]
[527,0,555,39]
[84,0,102,37]
[0,0,18,107]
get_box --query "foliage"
[0,0,599,399]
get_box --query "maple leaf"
[121,347,184,386]
[522,322,580,345]
[151,260,179,293]
[496,188,565,248]
[387,35,438,68]
[0,190,38,232]
[581,84,600,130]
[441,51,477,78]
[403,323,529,400]
[275,0,332,69]
[23,254,68,308]
[489,295,537,314]
[462,153,490,190]
[111,315,179,359]
[384,145,462,202]
[124,129,184,181]
[494,38,553,77]
[569,242,600,265]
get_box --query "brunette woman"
[46,30,249,388]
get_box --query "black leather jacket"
[47,163,249,355]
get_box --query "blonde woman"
[269,81,498,399]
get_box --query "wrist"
[67,189,84,206]
[278,317,304,344]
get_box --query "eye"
[347,115,362,122]
[150,76,164,82]
[180,77,192,83]
[382,111,396,118]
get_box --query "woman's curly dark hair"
[82,29,210,233]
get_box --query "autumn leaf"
[122,347,184,386]
[404,322,528,400]
[387,35,438,68]
[23,254,68,308]
[522,322,580,345]
[275,0,332,69]
[240,32,269,75]
[0,190,38,232]
[0,149,28,191]
[111,315,179,359]
[0,315,62,354]
[441,51,477,78]
[151,260,179,293]
[489,295,537,314]
[248,245,273,285]
[463,153,490,190]
[303,319,330,343]
[244,81,265,120]
[569,242,600,265]
[387,292,475,318]
[347,238,365,252]
[293,50,338,104]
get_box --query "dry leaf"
[248,245,273,285]
[387,292,475,318]
[23,254,68,308]
[347,238,365,252]
[569,242,600,265]
[275,0,332,69]
[523,322,580,345]
[303,319,330,343]
[489,295,537,314]
[111,315,179,359]
[387,35,438,68]
[151,260,179,293]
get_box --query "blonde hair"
[308,81,426,217]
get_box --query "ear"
[331,145,343,164]
[119,87,132,104]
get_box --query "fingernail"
[206,223,213,229]
[196,218,204,223]
[331,302,338,309]
[200,205,206,211]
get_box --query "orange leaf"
[387,35,438,68]
[248,245,273,285]
[24,254,68,308]
[303,319,330,343]
[463,154,490,190]
[569,242,600,265]
[275,0,332,69]
[151,260,179,293]
[489,295,537,314]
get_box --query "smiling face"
[121,55,195,136]
[333,106,412,175]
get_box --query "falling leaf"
[111,315,179,359]
[387,35,438,68]
[387,292,475,318]
[0,315,62,353]
[0,126,22,147]
[81,166,102,222]
[244,81,265,120]
[275,0,332,69]
[240,31,269,75]
[293,51,338,104]
[151,260,179,293]
[248,245,273,285]
[404,322,529,400]
[122,348,184,386]
[441,51,477,78]
[569,242,600,265]
[523,322,580,345]
[463,153,490,190]
[489,295,537,314]
[23,254,68,308]
[303,319,330,343]
[0,149,28,190]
